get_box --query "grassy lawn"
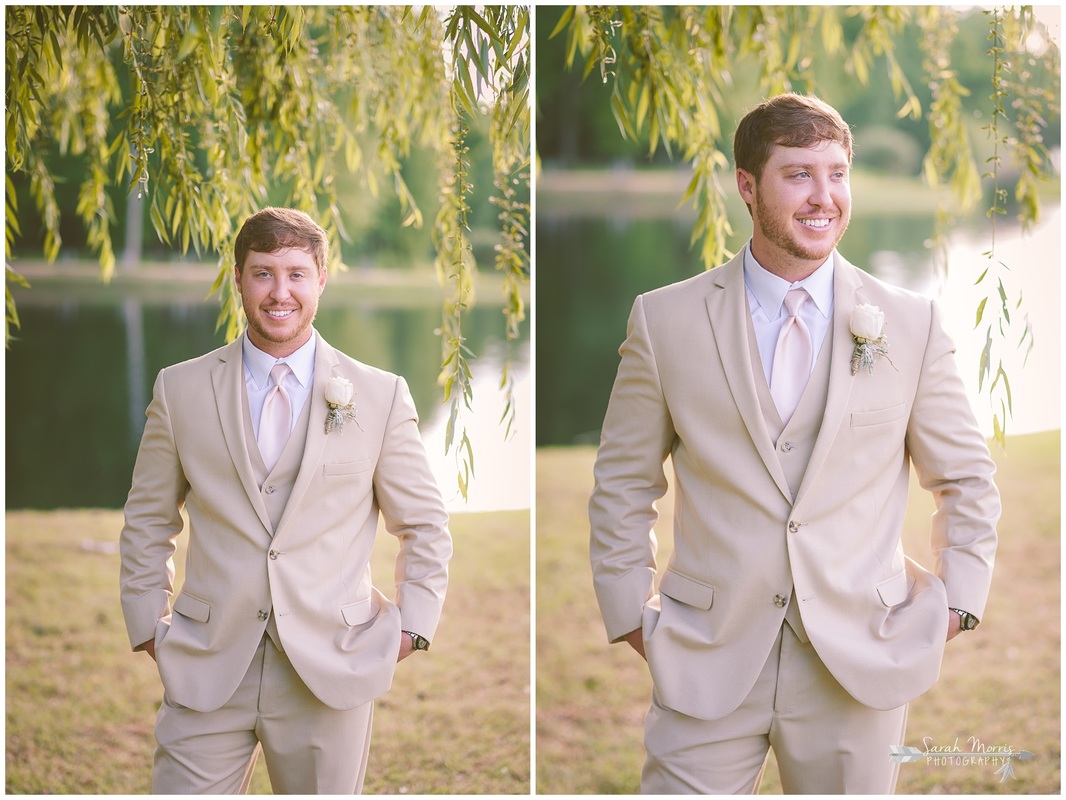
[536,432,1060,794]
[6,508,530,794]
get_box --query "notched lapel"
[706,257,792,503]
[212,339,273,534]
[794,258,864,506]
[274,332,338,538]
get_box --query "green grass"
[536,432,1060,794]
[6,508,530,794]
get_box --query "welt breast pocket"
[850,402,906,428]
[323,459,374,477]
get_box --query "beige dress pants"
[641,623,908,794]
[152,635,374,794]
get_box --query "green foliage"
[549,5,1059,439]
[5,5,530,498]
[972,7,1051,448]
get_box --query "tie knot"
[269,362,291,388]
[783,288,809,317]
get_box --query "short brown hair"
[733,94,853,179]
[234,207,329,273]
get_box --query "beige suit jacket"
[589,251,999,720]
[120,331,451,712]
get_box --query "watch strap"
[948,608,979,631]
[403,630,430,650]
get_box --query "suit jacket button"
[269,550,278,560]
[788,520,800,533]
[774,594,788,608]
[257,610,269,621]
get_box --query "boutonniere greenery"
[850,303,896,375]
[324,376,361,434]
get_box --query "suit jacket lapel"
[274,331,338,539]
[212,337,273,534]
[794,254,864,507]
[706,255,792,503]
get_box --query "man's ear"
[736,168,756,206]
[233,264,242,293]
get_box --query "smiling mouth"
[798,218,833,229]
[265,309,296,318]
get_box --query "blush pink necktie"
[258,363,293,472]
[770,288,813,425]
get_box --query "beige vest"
[241,385,314,649]
[746,314,835,643]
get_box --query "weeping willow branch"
[6,5,531,500]
[552,5,1059,439]
[434,112,477,500]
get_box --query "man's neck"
[749,240,826,284]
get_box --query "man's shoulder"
[842,256,933,313]
[318,336,405,389]
[160,339,240,378]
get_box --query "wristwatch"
[949,608,980,631]
[403,630,430,651]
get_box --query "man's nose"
[809,178,833,207]
[269,279,292,299]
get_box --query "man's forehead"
[766,140,851,166]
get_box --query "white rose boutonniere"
[325,376,361,434]
[850,303,895,375]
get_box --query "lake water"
[6,287,530,512]
[536,206,1060,444]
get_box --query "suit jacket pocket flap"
[876,571,909,607]
[851,403,906,428]
[341,597,375,626]
[659,569,715,610]
[324,459,373,477]
[173,592,211,623]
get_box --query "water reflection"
[422,341,531,512]
[535,208,1059,445]
[6,293,530,511]
[939,207,1061,436]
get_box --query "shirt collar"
[242,330,317,390]
[743,241,835,320]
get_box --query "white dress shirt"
[243,332,317,438]
[743,243,835,387]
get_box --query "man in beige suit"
[589,94,999,793]
[120,207,452,793]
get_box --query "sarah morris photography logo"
[890,736,1036,782]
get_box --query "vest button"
[265,485,276,495]
[257,610,269,621]
[781,441,795,452]
[269,550,279,560]
[773,594,788,608]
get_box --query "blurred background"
[7,105,529,515]
[536,5,1060,446]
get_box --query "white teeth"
[800,218,831,228]
[267,310,294,317]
